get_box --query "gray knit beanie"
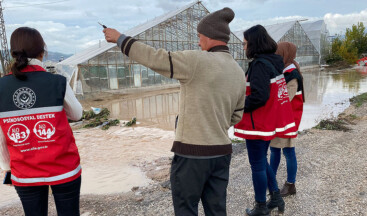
[197,7,235,43]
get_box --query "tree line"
[326,22,367,65]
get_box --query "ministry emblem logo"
[13,87,37,109]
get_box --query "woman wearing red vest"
[0,27,82,216]
[270,42,305,197]
[234,25,296,216]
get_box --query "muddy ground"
[1,100,367,216]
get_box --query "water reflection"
[86,68,367,133]
[299,67,367,130]
[106,91,179,130]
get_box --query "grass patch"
[347,114,358,120]
[350,93,367,107]
[314,119,351,132]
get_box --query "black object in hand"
[98,22,107,28]
[3,171,11,184]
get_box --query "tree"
[326,22,367,65]
[345,22,367,56]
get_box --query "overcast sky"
[3,0,367,54]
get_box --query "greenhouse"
[235,20,324,66]
[301,20,331,64]
[56,1,246,95]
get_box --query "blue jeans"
[270,147,297,183]
[14,176,81,216]
[246,140,279,203]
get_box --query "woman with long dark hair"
[234,25,296,216]
[0,27,83,216]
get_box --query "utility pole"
[0,0,10,77]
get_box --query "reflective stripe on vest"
[0,106,63,118]
[283,64,297,73]
[234,122,295,136]
[246,74,284,87]
[11,165,81,184]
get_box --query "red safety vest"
[277,64,304,138]
[234,61,296,141]
[0,65,81,186]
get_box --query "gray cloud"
[154,0,192,12]
[3,0,366,55]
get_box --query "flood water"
[90,67,367,132]
[1,67,366,208]
[300,66,367,130]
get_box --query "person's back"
[104,7,246,215]
[0,27,83,216]
[0,71,80,183]
[171,48,245,154]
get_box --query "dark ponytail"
[11,50,28,80]
[10,27,46,80]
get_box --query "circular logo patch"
[13,87,37,109]
[7,123,30,144]
[33,121,56,140]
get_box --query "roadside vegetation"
[314,119,351,132]
[350,92,367,107]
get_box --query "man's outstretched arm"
[104,28,196,82]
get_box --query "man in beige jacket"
[104,7,246,216]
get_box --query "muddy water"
[100,67,367,132]
[299,66,367,130]
[1,67,366,208]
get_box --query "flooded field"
[300,66,367,130]
[1,67,367,208]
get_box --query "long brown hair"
[10,27,46,80]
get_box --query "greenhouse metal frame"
[57,1,246,95]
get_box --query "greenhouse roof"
[59,1,201,66]
[301,20,326,53]
[301,20,325,32]
[234,21,296,42]
[264,21,297,42]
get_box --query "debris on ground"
[82,108,120,130]
[124,117,137,127]
[313,118,351,132]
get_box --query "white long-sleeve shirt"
[0,59,82,170]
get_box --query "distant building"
[44,60,57,74]
[56,1,246,95]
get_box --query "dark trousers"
[14,176,81,216]
[170,154,231,216]
[270,147,297,183]
[246,140,279,202]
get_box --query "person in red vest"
[269,42,305,197]
[234,25,296,216]
[0,27,83,216]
